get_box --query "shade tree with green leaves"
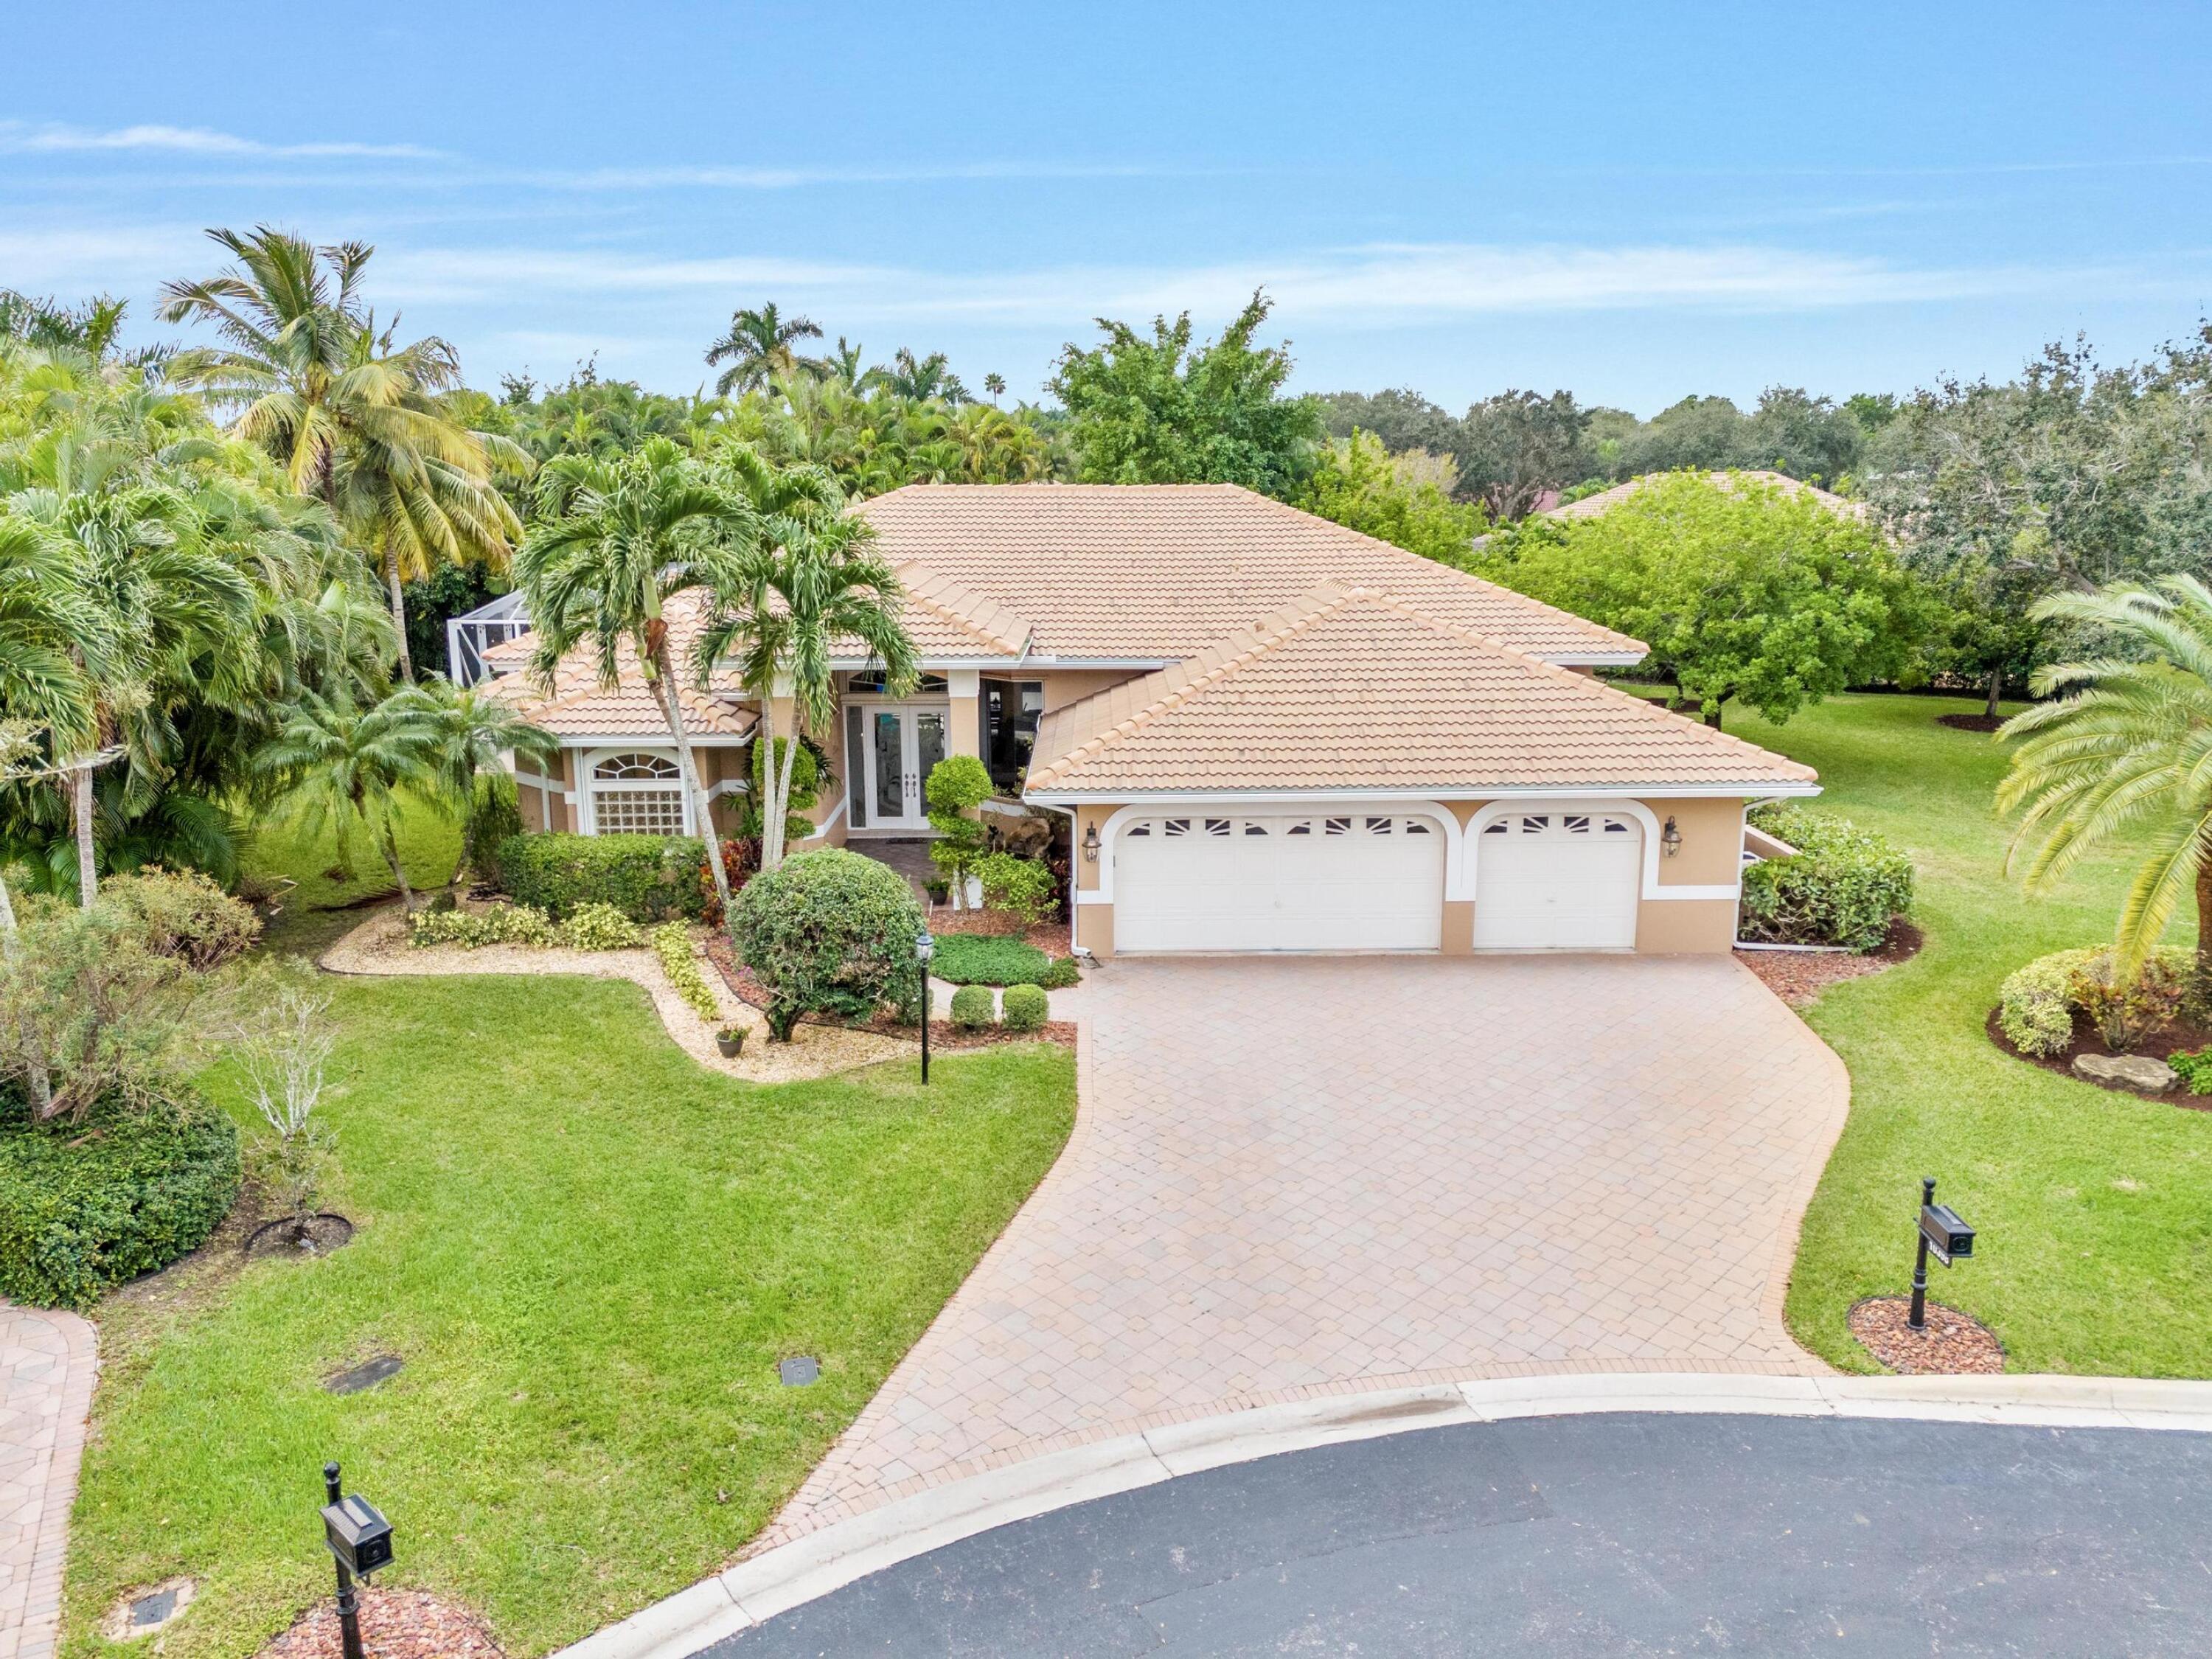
[1048,289,1324,499]
[1477,470,1933,728]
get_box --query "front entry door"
[861,704,947,830]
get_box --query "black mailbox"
[321,1492,394,1578]
[1919,1202,1975,1266]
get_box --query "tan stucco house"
[470,482,1818,958]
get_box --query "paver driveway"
[762,954,1847,1548]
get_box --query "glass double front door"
[857,703,947,830]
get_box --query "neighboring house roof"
[855,483,1644,661]
[1024,582,1818,796]
[1544,470,1865,523]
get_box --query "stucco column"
[947,668,982,760]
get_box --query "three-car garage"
[1102,804,1649,954]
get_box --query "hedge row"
[498,833,707,922]
[1739,805,1913,952]
[0,1089,241,1310]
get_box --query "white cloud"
[372,239,2143,323]
[0,121,439,159]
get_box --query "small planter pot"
[716,1027,748,1058]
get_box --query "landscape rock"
[2072,1052,2177,1092]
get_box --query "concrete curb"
[549,1371,2212,1659]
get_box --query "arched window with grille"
[586,750,689,835]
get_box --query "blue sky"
[7,1,2210,414]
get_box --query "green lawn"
[66,808,1077,1657]
[1718,694,2212,1375]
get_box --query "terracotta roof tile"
[1026,583,1817,796]
[855,483,1642,661]
[479,609,757,738]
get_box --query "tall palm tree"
[1999,574,2212,1001]
[982,372,1006,406]
[705,303,827,397]
[882,347,969,406]
[826,336,877,389]
[693,454,916,870]
[158,227,525,680]
[515,438,757,939]
[257,689,446,909]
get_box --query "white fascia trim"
[706,778,751,801]
[554,734,754,748]
[830,655,1178,672]
[1028,782,1821,806]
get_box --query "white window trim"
[580,746,694,837]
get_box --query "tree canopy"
[1048,290,1324,499]
[1296,432,1486,567]
[1476,471,1931,726]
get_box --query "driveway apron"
[760,954,1847,1549]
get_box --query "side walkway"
[0,1304,96,1659]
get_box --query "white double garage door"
[1113,807,1642,953]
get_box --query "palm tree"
[983,372,1006,406]
[515,438,757,939]
[882,348,969,406]
[1999,575,2212,1002]
[159,228,525,680]
[401,676,557,882]
[705,303,826,397]
[7,482,255,905]
[256,689,445,909]
[694,453,916,870]
[826,336,877,389]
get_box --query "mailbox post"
[320,1461,392,1659]
[1909,1176,1976,1330]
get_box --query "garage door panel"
[1116,813,1444,953]
[1472,810,1641,950]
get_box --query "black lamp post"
[916,928,934,1085]
[1909,1175,1976,1330]
[319,1461,392,1659]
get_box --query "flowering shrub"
[652,922,720,1023]
[410,903,557,949]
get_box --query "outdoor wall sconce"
[1082,823,1100,862]
[1660,815,1683,858]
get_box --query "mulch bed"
[1984,1006,2212,1107]
[703,933,1077,1051]
[920,906,1071,959]
[257,1589,504,1659]
[1735,919,1922,1008]
[1936,712,2007,734]
[1848,1296,2006,1374]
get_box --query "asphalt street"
[706,1412,2212,1657]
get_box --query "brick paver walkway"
[760,954,1848,1548]
[0,1304,96,1659]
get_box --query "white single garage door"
[1472,810,1642,950]
[1114,812,1445,953]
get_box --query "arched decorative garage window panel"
[588,751,689,835]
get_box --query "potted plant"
[716,1024,748,1058]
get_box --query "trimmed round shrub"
[1000,983,1048,1032]
[949,984,997,1030]
[1997,948,2096,1056]
[1739,806,1913,951]
[498,832,706,922]
[0,1088,241,1310]
[733,849,925,1040]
